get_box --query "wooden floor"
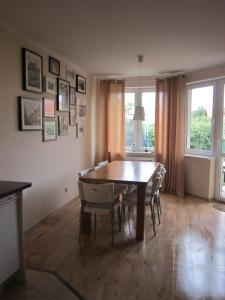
[25,194,225,300]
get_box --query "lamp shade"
[133,106,145,121]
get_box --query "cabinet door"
[0,195,20,284]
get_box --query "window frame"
[185,81,216,157]
[125,86,156,152]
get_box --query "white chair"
[145,164,166,216]
[93,165,102,170]
[122,164,164,218]
[78,181,121,246]
[145,172,162,227]
[78,167,93,177]
[122,173,162,236]
[97,160,109,167]
[147,173,162,236]
[157,165,166,214]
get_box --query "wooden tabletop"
[80,160,159,185]
[0,181,32,199]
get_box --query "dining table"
[79,160,159,240]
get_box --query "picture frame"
[22,48,43,93]
[76,74,86,94]
[58,115,69,136]
[43,119,57,142]
[76,105,86,121]
[43,76,57,95]
[43,98,55,118]
[66,65,76,85]
[70,87,76,106]
[57,79,70,112]
[76,97,86,121]
[76,123,85,138]
[49,56,60,76]
[69,106,76,126]
[18,97,42,130]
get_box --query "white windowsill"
[126,151,154,156]
[184,154,216,160]
[126,151,155,162]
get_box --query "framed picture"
[43,76,57,95]
[49,56,60,76]
[43,98,55,117]
[76,105,86,121]
[69,106,76,126]
[76,123,85,138]
[58,115,69,136]
[22,48,43,93]
[70,87,76,105]
[57,79,70,112]
[76,74,86,94]
[76,97,86,121]
[18,97,42,130]
[66,65,75,85]
[43,119,57,142]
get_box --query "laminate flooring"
[25,194,225,300]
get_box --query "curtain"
[96,80,125,162]
[155,76,186,197]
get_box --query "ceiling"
[1,0,225,77]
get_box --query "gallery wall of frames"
[19,47,87,141]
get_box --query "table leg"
[136,184,146,240]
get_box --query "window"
[186,83,215,155]
[125,88,155,152]
[141,92,155,149]
[125,92,135,147]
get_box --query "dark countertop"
[0,181,32,199]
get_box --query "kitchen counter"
[0,180,32,286]
[0,181,31,199]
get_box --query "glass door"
[215,81,225,201]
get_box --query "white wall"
[0,27,95,230]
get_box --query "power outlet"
[64,187,68,193]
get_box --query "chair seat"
[83,199,120,214]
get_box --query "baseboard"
[185,192,214,202]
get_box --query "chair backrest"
[97,160,109,167]
[148,174,162,198]
[157,163,164,172]
[78,181,114,204]
[159,165,166,188]
[93,165,102,171]
[78,168,93,177]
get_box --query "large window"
[125,88,155,152]
[186,83,215,155]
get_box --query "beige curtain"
[155,76,186,197]
[96,80,125,162]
